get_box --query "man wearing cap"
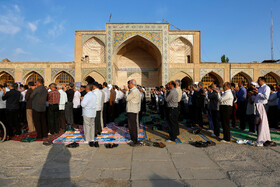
[65,83,75,129]
[2,83,21,137]
[48,83,60,134]
[25,82,35,132]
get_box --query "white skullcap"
[250,82,259,88]
[108,84,112,90]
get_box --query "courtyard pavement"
[0,141,280,187]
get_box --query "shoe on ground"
[89,141,95,147]
[165,139,173,143]
[236,140,249,144]
[257,143,263,147]
[220,140,230,143]
[211,133,216,137]
[48,133,51,136]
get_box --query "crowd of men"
[151,77,280,146]
[0,76,279,147]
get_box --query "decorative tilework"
[169,69,194,80]
[118,68,158,71]
[127,71,149,78]
[0,68,15,77]
[82,34,106,45]
[260,69,280,77]
[113,31,162,51]
[230,69,253,80]
[106,23,169,85]
[22,68,45,80]
[200,68,224,80]
[51,68,75,81]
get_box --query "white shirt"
[268,92,278,106]
[218,89,234,106]
[103,87,110,103]
[21,90,27,102]
[93,88,102,111]
[58,89,68,110]
[0,91,6,109]
[73,91,81,108]
[115,89,119,103]
[81,91,97,118]
[118,90,124,100]
[254,84,271,104]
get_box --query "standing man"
[48,83,60,135]
[230,83,237,128]
[30,78,48,139]
[163,81,179,142]
[124,79,140,146]
[2,83,21,137]
[57,85,67,130]
[25,82,35,132]
[65,83,75,129]
[93,82,103,136]
[175,80,183,122]
[73,86,81,126]
[208,81,220,137]
[81,84,97,146]
[0,85,7,136]
[236,81,247,130]
[102,82,110,126]
[252,77,271,146]
[218,82,234,143]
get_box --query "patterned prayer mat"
[52,123,145,144]
[11,131,64,142]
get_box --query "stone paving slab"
[132,179,185,187]
[178,168,227,180]
[131,160,180,180]
[184,179,237,187]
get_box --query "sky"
[0,0,279,62]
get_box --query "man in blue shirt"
[81,84,97,147]
[236,81,247,130]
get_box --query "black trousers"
[95,111,102,136]
[0,108,7,131]
[220,105,232,141]
[48,104,59,134]
[73,108,82,125]
[237,101,247,130]
[211,110,220,137]
[247,114,256,133]
[33,110,48,139]
[166,107,179,141]
[127,112,138,143]
[19,102,26,123]
[103,102,109,126]
[5,109,20,136]
[59,110,66,130]
[194,107,203,127]
[268,106,278,128]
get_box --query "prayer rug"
[52,123,145,144]
[11,131,64,142]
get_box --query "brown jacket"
[109,89,116,106]
[25,88,33,109]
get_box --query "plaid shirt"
[48,89,60,105]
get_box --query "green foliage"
[221,54,229,63]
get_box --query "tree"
[221,54,229,63]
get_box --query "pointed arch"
[0,71,14,84]
[83,36,105,64]
[54,71,74,86]
[83,71,105,85]
[25,71,43,84]
[169,37,193,64]
[201,71,224,88]
[264,72,280,90]
[231,72,252,87]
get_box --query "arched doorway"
[201,72,223,88]
[54,71,74,86]
[181,76,193,89]
[113,35,161,87]
[83,71,105,85]
[0,72,14,84]
[25,72,43,84]
[169,37,193,64]
[85,76,95,84]
[231,72,252,87]
[264,72,279,90]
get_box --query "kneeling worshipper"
[81,84,97,147]
[252,77,271,146]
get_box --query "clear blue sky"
[0,0,279,62]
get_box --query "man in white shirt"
[102,82,110,126]
[73,87,81,126]
[124,79,140,146]
[81,84,97,146]
[217,82,234,143]
[57,85,68,130]
[252,77,271,145]
[93,82,103,136]
[267,85,278,128]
